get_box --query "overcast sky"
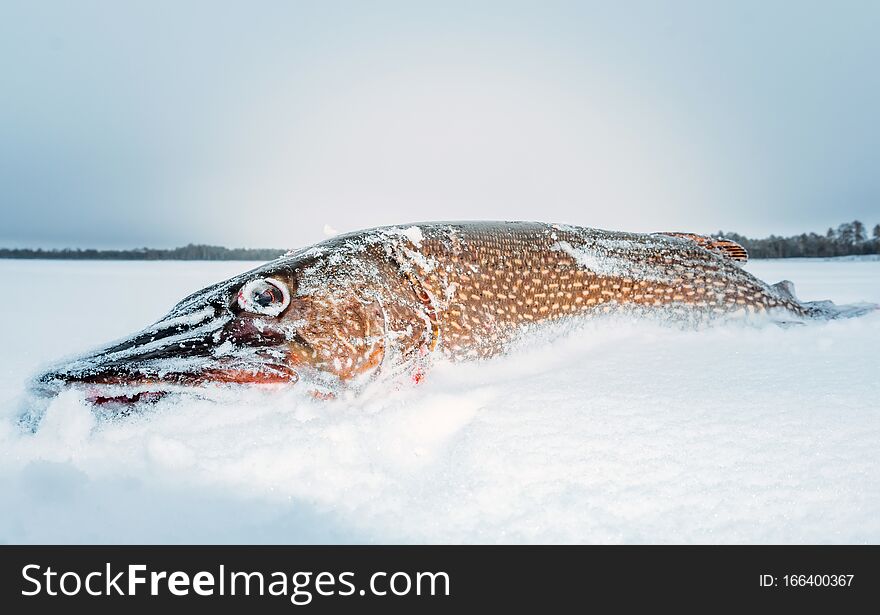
[1,1,878,249]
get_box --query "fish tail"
[799,300,879,320]
[770,280,877,320]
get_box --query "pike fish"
[33,222,876,407]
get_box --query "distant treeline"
[715,220,880,259]
[0,244,285,261]
[1,221,879,260]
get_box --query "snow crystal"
[400,226,424,246]
[151,306,216,331]
[382,225,424,247]
[552,239,671,282]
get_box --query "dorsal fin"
[656,232,749,264]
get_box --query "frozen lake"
[1,257,878,543]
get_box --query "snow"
[151,306,216,331]
[398,225,424,247]
[551,238,672,282]
[1,257,878,544]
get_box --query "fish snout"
[32,302,298,401]
[31,307,222,394]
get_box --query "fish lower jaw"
[88,389,168,406]
[78,380,298,407]
[77,382,195,406]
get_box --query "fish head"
[33,252,387,404]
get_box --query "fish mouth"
[35,360,300,406]
[32,305,299,405]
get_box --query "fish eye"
[237,278,290,316]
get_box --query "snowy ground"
[0,258,878,544]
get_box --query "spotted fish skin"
[280,221,817,381]
[36,221,872,404]
[339,221,811,365]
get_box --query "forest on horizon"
[716,219,879,259]
[1,220,878,261]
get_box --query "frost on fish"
[26,221,877,429]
